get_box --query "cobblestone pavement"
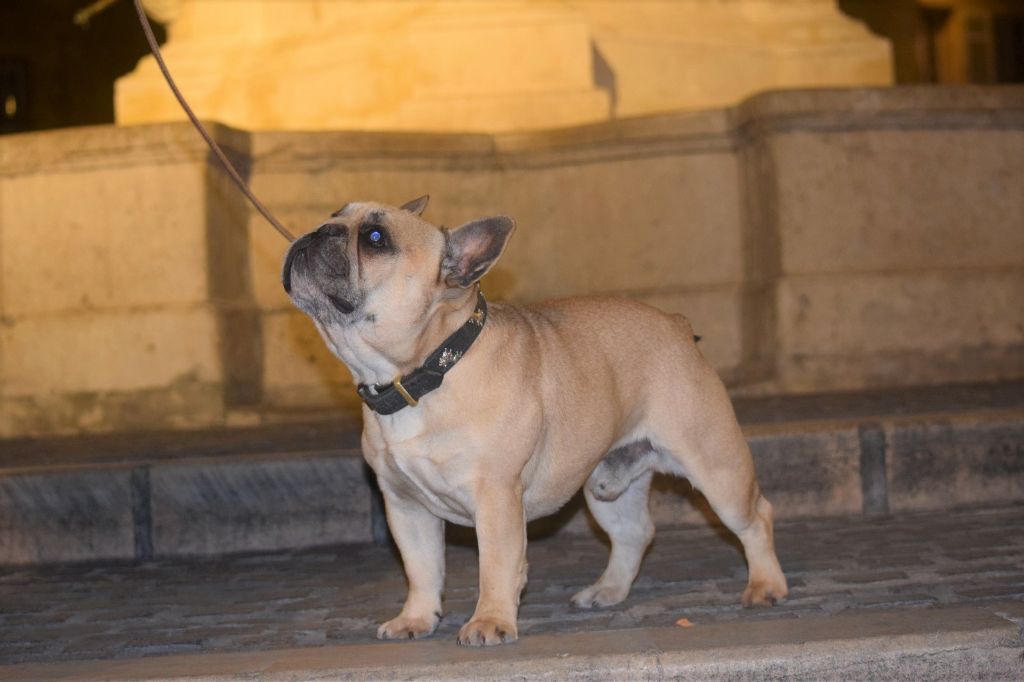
[1,505,1022,665]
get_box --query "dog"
[282,197,787,646]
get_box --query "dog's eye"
[361,228,389,249]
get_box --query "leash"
[131,0,296,243]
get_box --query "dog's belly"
[364,389,629,527]
[388,456,582,526]
[522,488,581,522]
[521,462,592,520]
[374,439,590,527]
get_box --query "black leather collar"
[357,290,487,415]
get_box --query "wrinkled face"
[282,201,447,345]
[282,198,515,381]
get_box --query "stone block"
[260,309,357,411]
[498,151,743,300]
[0,380,223,438]
[748,425,865,518]
[773,129,1024,275]
[405,5,597,96]
[149,453,373,556]
[0,165,209,316]
[885,415,1024,513]
[2,308,221,396]
[1,302,225,438]
[0,124,221,316]
[0,468,134,566]
[775,270,1024,391]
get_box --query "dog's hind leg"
[648,374,787,607]
[571,467,654,608]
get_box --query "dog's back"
[489,296,715,418]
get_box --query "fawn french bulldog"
[282,197,786,646]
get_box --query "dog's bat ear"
[441,216,515,288]
[400,195,430,216]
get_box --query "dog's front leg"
[457,483,527,646]
[377,491,445,640]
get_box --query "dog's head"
[282,196,514,381]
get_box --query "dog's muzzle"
[282,224,355,314]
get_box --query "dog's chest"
[367,413,478,523]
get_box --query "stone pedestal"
[117,0,610,132]
[583,0,894,117]
[116,0,891,132]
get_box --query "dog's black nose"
[316,223,347,239]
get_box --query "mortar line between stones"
[858,422,890,516]
[131,466,154,561]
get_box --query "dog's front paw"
[571,583,628,609]
[377,612,441,641]
[457,617,517,646]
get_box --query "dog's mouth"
[282,231,356,316]
[327,294,356,314]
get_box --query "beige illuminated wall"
[14,2,1024,442]
[3,86,1023,438]
[116,0,892,133]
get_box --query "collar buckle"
[357,290,487,415]
[392,375,418,408]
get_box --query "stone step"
[1,382,1022,566]
[4,603,1021,681]
[2,504,1023,679]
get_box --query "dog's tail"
[669,313,702,344]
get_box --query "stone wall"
[1,86,1022,437]
[1,125,238,436]
[745,88,1024,390]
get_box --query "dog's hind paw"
[377,612,441,641]
[570,583,629,609]
[741,579,788,608]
